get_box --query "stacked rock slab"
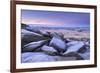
[22,40,47,52]
[49,34,66,54]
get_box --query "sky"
[21,10,90,27]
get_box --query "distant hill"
[27,24,89,31]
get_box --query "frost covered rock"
[21,29,44,40]
[21,29,48,46]
[56,56,77,61]
[25,26,41,33]
[39,31,50,37]
[49,37,66,53]
[77,45,87,53]
[84,41,90,51]
[79,52,90,60]
[63,52,83,60]
[50,32,64,39]
[22,40,47,52]
[21,52,57,63]
[63,38,71,43]
[41,45,57,55]
[63,42,84,55]
[26,24,51,36]
[21,29,43,37]
[66,41,79,47]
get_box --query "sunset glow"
[21,10,90,27]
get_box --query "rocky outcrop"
[21,25,90,62]
[21,29,50,47]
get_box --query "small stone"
[41,45,58,55]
